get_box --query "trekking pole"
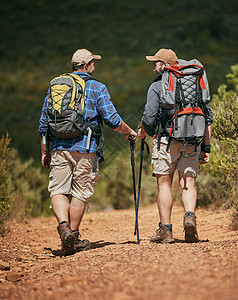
[134,138,150,244]
[129,136,138,243]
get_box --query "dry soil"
[0,203,237,300]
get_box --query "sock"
[59,221,67,225]
[185,211,195,216]
[164,224,172,232]
[159,222,172,232]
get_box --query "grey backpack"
[159,59,210,153]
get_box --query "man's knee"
[156,173,174,187]
[179,171,196,190]
[70,197,87,207]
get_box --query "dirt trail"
[0,203,237,300]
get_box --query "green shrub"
[212,66,238,210]
[196,65,238,228]
[7,148,52,221]
[0,133,52,231]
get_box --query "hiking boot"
[183,212,199,243]
[150,223,175,243]
[73,230,91,252]
[57,221,76,255]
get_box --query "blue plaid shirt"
[39,72,122,156]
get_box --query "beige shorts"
[48,151,99,202]
[152,136,200,177]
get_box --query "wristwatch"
[201,143,211,153]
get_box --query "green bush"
[0,133,52,232]
[7,148,52,221]
[197,65,238,228]
[212,66,238,209]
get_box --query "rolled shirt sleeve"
[204,103,213,125]
[96,84,122,129]
[38,94,48,137]
[142,81,161,136]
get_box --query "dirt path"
[0,204,237,300]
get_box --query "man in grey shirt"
[138,49,213,243]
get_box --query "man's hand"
[42,153,51,169]
[199,151,210,165]
[125,129,137,141]
[138,125,147,140]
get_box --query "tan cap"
[146,48,178,64]
[71,49,102,65]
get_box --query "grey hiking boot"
[73,230,91,252]
[150,222,175,243]
[183,212,199,243]
[57,221,76,255]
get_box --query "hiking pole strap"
[144,140,150,155]
[138,139,145,189]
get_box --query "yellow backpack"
[47,73,90,138]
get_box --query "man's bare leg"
[179,171,199,242]
[51,194,76,254]
[150,173,175,243]
[69,197,86,231]
[179,171,197,213]
[69,197,91,250]
[156,173,174,224]
[51,194,70,223]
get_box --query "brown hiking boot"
[150,223,175,243]
[183,212,199,243]
[57,221,76,255]
[73,230,91,252]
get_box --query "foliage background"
[0,0,237,226]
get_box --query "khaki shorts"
[152,136,200,177]
[48,151,99,202]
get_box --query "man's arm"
[138,123,147,140]
[113,120,137,141]
[39,95,51,169]
[97,84,137,140]
[40,136,51,169]
[200,124,212,165]
[138,82,161,139]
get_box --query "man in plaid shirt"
[39,49,137,255]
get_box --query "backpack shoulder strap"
[153,73,162,83]
[83,76,98,82]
